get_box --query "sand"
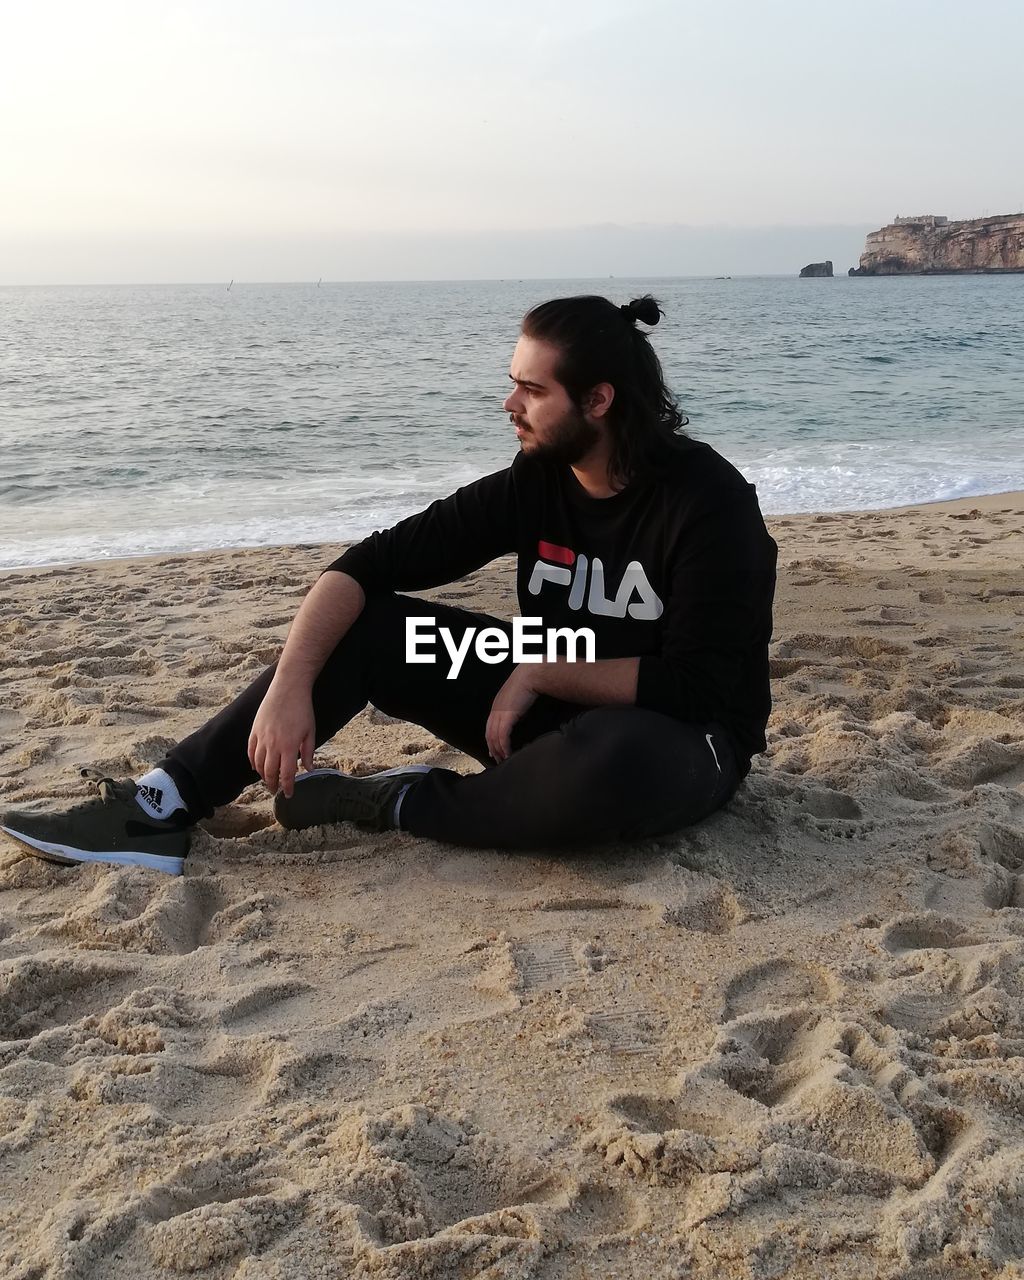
[1,492,1023,1279]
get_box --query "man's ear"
[585,381,615,421]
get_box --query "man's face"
[502,335,600,465]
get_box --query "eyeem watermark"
[406,616,596,680]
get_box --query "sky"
[2,0,1021,283]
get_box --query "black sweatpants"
[163,593,741,849]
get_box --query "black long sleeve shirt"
[328,440,778,775]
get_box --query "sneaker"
[274,765,434,833]
[0,768,191,876]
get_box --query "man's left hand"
[485,666,538,764]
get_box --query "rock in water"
[799,260,834,278]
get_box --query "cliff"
[850,214,1024,275]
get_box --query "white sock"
[135,768,188,821]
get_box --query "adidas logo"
[138,784,164,812]
[139,784,164,807]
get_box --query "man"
[1,295,778,876]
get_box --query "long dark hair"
[521,294,689,482]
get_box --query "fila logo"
[528,541,663,620]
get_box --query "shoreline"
[7,488,1024,578]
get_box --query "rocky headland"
[850,213,1024,275]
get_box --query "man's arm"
[634,495,776,724]
[327,464,519,596]
[248,571,365,797]
[529,657,638,704]
[250,464,521,794]
[485,658,638,763]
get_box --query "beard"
[514,405,601,466]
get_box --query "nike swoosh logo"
[705,733,721,772]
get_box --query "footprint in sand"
[606,1092,679,1131]
[924,860,1023,914]
[981,866,1024,910]
[662,877,744,934]
[723,958,835,1020]
[515,938,580,991]
[795,787,863,820]
[595,1006,937,1194]
[879,913,984,955]
[555,1181,645,1242]
[977,822,1024,873]
[938,738,1024,789]
[607,1093,734,1141]
[156,1034,334,1121]
[585,1007,665,1058]
[330,1103,549,1255]
[73,652,160,678]
[215,979,310,1028]
[875,913,1022,1041]
[0,955,133,1040]
[876,606,913,624]
[881,1139,1024,1271]
[702,1010,937,1186]
[141,1155,306,1272]
[715,1008,829,1108]
[39,871,227,955]
[877,991,966,1035]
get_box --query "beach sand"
[1,493,1024,1279]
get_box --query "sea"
[1,275,1022,570]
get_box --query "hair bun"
[620,295,663,327]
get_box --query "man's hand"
[485,665,538,764]
[245,570,366,797]
[486,657,641,764]
[248,679,316,798]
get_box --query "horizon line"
[1,271,862,289]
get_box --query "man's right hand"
[248,679,316,799]
[245,570,366,799]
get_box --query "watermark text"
[406,616,596,679]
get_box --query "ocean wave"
[3,274,1022,567]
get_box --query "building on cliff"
[850,213,1024,275]
[893,215,948,229]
